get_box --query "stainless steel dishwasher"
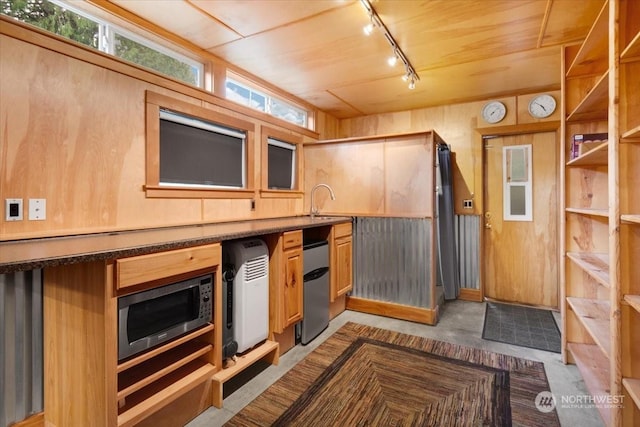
[301,240,330,345]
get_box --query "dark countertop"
[0,216,352,273]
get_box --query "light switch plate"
[463,199,473,209]
[29,198,46,220]
[5,198,23,221]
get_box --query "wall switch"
[5,198,23,221]
[29,198,46,220]
[463,199,473,209]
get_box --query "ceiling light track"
[359,0,419,90]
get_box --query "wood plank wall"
[0,27,338,240]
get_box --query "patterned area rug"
[226,322,559,426]
[482,302,561,353]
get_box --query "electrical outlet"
[29,198,46,220]
[5,198,23,221]
[463,199,473,209]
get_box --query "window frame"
[3,0,204,88]
[260,126,303,199]
[145,91,255,199]
[226,73,313,130]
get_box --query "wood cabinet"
[332,222,353,301]
[43,244,222,427]
[562,1,639,425]
[268,230,304,334]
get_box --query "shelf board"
[565,208,609,218]
[567,141,608,166]
[117,323,214,373]
[117,360,215,427]
[622,125,640,141]
[623,378,640,410]
[117,342,213,401]
[624,295,640,313]
[567,343,611,425]
[566,70,609,122]
[212,339,279,408]
[567,297,611,358]
[566,1,609,77]
[566,252,610,288]
[621,31,640,61]
[213,340,279,384]
[622,214,640,224]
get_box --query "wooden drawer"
[334,222,352,238]
[282,230,302,249]
[116,243,221,290]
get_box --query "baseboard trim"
[458,288,482,302]
[13,413,44,427]
[346,296,437,325]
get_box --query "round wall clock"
[528,94,556,118]
[481,101,507,124]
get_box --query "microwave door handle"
[117,306,130,360]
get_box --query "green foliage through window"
[1,0,202,87]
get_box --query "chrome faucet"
[310,183,336,218]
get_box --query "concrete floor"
[188,300,604,427]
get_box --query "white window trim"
[43,0,203,87]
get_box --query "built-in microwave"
[118,273,213,361]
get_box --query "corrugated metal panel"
[0,270,43,426]
[352,217,431,308]
[455,215,480,289]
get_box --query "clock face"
[482,101,506,124]
[528,94,556,118]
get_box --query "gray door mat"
[482,302,561,353]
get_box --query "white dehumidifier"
[226,238,269,354]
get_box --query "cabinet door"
[283,247,303,326]
[335,236,353,298]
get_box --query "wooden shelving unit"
[619,0,640,424]
[562,1,639,425]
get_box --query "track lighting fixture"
[359,0,419,90]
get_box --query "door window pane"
[503,145,532,221]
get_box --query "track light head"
[363,22,374,36]
[387,55,398,66]
[408,78,416,90]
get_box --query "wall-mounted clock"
[528,94,556,118]
[481,101,507,124]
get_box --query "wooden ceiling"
[102,0,605,119]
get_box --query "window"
[159,110,246,189]
[267,138,296,190]
[146,91,255,198]
[2,0,203,87]
[225,76,309,129]
[260,127,302,197]
[503,145,532,221]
